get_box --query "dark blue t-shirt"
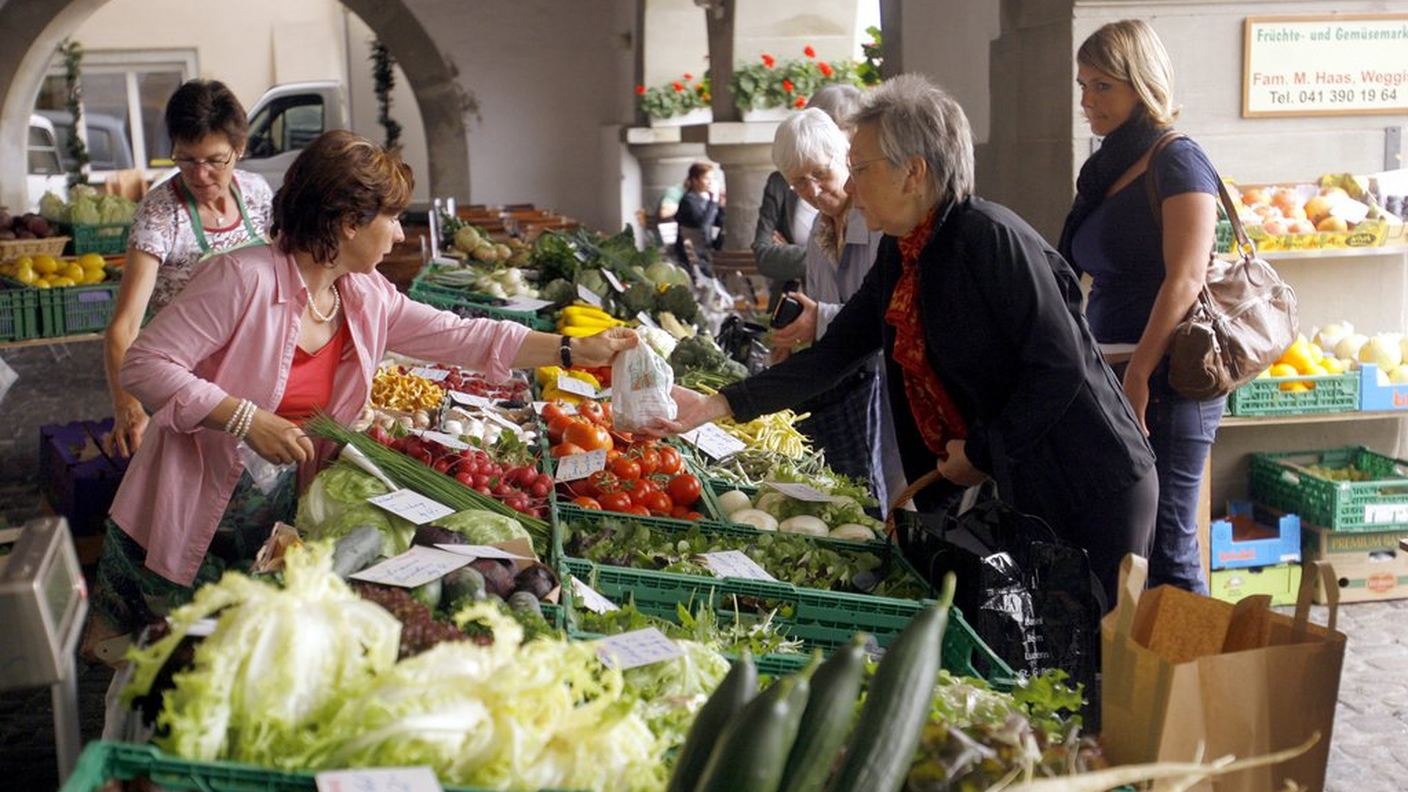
[1071,137,1220,344]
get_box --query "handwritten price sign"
[699,550,777,582]
[316,766,443,792]
[368,489,456,525]
[349,546,469,588]
[555,449,608,482]
[595,628,682,669]
[680,422,746,461]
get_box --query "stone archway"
[0,0,472,210]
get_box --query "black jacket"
[752,171,807,287]
[723,197,1154,518]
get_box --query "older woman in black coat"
[658,74,1157,607]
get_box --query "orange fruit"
[1279,340,1316,374]
[1317,216,1349,233]
[1269,363,1299,378]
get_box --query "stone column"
[625,127,708,215]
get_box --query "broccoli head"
[656,284,699,323]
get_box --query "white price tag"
[339,444,399,491]
[349,546,469,588]
[435,544,536,561]
[571,576,620,614]
[449,390,497,408]
[1364,503,1408,525]
[576,285,603,308]
[765,481,846,504]
[602,269,626,293]
[502,296,555,312]
[533,401,577,415]
[481,409,522,431]
[555,373,601,399]
[368,489,457,525]
[699,550,778,582]
[555,449,608,482]
[316,766,443,792]
[412,429,470,451]
[636,312,660,330]
[680,422,747,461]
[595,627,682,669]
[409,367,450,382]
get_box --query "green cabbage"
[39,192,68,223]
[297,464,415,555]
[122,544,401,767]
[69,196,101,225]
[622,639,730,753]
[430,509,529,545]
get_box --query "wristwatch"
[559,334,573,368]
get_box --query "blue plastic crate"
[1210,500,1301,570]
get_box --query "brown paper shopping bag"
[1101,555,1345,792]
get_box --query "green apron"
[178,177,266,263]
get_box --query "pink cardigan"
[112,244,529,585]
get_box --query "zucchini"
[825,574,956,792]
[665,653,758,792]
[693,674,811,792]
[779,637,868,792]
[330,525,384,578]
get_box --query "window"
[27,125,62,176]
[247,94,326,158]
[35,49,195,171]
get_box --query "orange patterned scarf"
[885,207,968,455]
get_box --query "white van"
[241,81,349,192]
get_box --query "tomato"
[586,470,621,496]
[547,415,575,444]
[633,446,661,477]
[670,505,689,518]
[565,421,612,452]
[599,491,633,512]
[644,491,674,514]
[623,504,651,516]
[684,511,705,521]
[667,474,702,507]
[577,400,606,425]
[550,442,585,459]
[656,445,684,475]
[609,456,642,481]
[571,496,603,510]
[540,401,571,425]
[625,478,659,506]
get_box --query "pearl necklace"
[308,284,341,323]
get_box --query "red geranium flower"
[672,82,684,92]
[819,62,834,77]
[794,97,806,108]
[782,79,794,93]
[804,45,816,58]
[636,85,646,95]
[684,73,694,80]
[702,92,712,102]
[761,53,776,67]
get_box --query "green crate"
[0,279,41,341]
[62,740,579,792]
[1229,372,1360,416]
[1250,446,1408,532]
[562,558,1015,689]
[1215,219,1234,253]
[703,479,890,550]
[35,267,122,336]
[409,270,555,331]
[64,222,132,256]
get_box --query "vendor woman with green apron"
[105,79,273,459]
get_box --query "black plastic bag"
[716,315,771,375]
[894,488,1104,700]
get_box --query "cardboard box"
[1211,563,1303,607]
[1302,523,1408,603]
[1211,501,1302,570]
[39,418,128,537]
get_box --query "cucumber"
[330,525,384,578]
[693,674,810,792]
[825,574,956,792]
[779,638,868,792]
[665,653,758,792]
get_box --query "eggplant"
[469,558,516,598]
[412,524,467,548]
[513,564,558,600]
[507,590,543,616]
[442,566,488,607]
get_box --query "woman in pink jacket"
[85,130,634,658]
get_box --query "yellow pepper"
[537,366,602,404]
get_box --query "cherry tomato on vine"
[599,491,633,512]
[577,400,607,425]
[644,491,674,514]
[633,446,661,477]
[609,456,642,481]
[656,445,684,475]
[570,496,602,510]
[586,469,621,497]
[667,474,702,507]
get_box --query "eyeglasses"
[173,150,236,171]
[846,156,888,177]
[787,169,834,193]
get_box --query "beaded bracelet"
[223,398,248,435]
[234,401,257,441]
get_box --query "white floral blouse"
[129,170,273,313]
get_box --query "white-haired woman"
[767,107,903,506]
[1058,20,1222,594]
[659,74,1157,609]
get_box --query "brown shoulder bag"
[1146,133,1299,401]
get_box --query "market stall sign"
[368,489,456,525]
[699,549,777,582]
[595,627,682,669]
[555,449,609,481]
[679,421,747,460]
[349,545,469,588]
[571,576,620,614]
[1244,14,1408,117]
[316,766,443,792]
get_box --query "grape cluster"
[353,582,472,658]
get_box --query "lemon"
[1269,363,1299,378]
[15,264,37,285]
[79,253,106,269]
[34,279,52,289]
[49,276,76,287]
[61,262,85,281]
[34,255,59,275]
[83,268,107,284]
[1321,357,1346,375]
[15,255,33,269]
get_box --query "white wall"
[734,0,863,71]
[897,0,1000,145]
[343,10,430,204]
[642,0,709,88]
[407,0,634,232]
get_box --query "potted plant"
[637,72,713,127]
[729,45,861,122]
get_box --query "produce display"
[0,207,62,242]
[369,365,446,413]
[38,184,138,227]
[1228,174,1400,250]
[0,252,109,288]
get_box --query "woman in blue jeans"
[1059,20,1222,593]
